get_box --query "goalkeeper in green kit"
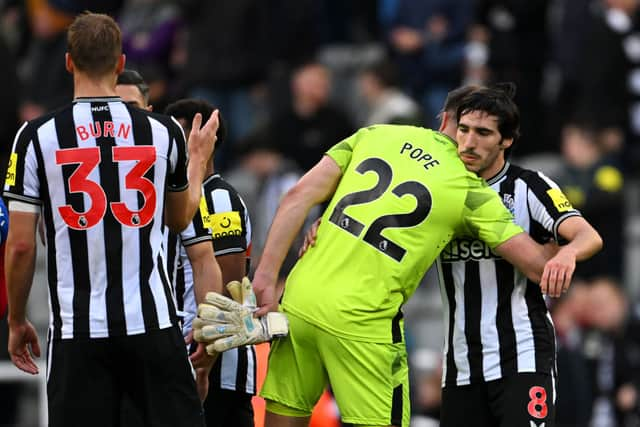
[195,94,575,427]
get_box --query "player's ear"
[116,54,126,75]
[65,53,74,74]
[500,137,513,150]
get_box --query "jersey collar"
[73,96,123,103]
[486,161,510,186]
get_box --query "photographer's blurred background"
[1,0,640,426]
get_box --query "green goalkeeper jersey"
[282,125,523,343]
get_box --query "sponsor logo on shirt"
[546,188,573,212]
[440,238,501,262]
[5,152,17,186]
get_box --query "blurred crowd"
[0,0,639,426]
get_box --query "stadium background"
[0,0,639,426]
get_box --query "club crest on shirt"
[502,193,515,215]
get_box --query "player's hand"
[8,319,40,375]
[193,277,288,352]
[540,246,576,298]
[253,271,280,317]
[298,218,321,258]
[187,110,219,166]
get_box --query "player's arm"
[538,216,603,290]
[217,252,247,292]
[253,155,342,316]
[185,241,223,305]
[165,111,219,232]
[5,208,41,374]
[493,233,550,285]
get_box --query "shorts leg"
[440,382,495,427]
[488,373,557,427]
[260,313,328,415]
[203,388,254,427]
[120,327,204,427]
[319,334,410,426]
[47,337,119,427]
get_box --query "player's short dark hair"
[67,12,122,78]
[456,82,521,156]
[117,69,149,104]
[164,99,226,150]
[438,84,482,123]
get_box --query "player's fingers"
[189,342,206,364]
[212,335,245,353]
[201,324,240,340]
[191,112,202,135]
[226,280,243,303]
[30,339,41,358]
[540,267,550,295]
[547,268,558,297]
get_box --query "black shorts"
[203,387,254,427]
[47,326,204,427]
[441,372,557,427]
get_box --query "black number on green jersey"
[329,158,391,237]
[329,157,432,261]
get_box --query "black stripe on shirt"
[235,347,249,394]
[525,282,555,374]
[56,106,92,338]
[442,263,458,384]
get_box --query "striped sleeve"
[4,121,41,205]
[521,171,581,241]
[203,185,247,256]
[166,116,189,192]
[181,208,213,247]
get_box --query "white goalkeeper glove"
[193,277,288,353]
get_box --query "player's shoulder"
[507,162,558,189]
[202,174,245,203]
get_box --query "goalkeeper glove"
[193,277,288,353]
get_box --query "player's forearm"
[184,158,208,223]
[5,238,36,325]
[189,245,223,305]
[561,228,603,262]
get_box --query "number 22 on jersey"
[329,157,432,262]
[55,146,156,230]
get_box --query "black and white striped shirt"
[176,174,256,394]
[4,97,188,339]
[433,162,580,387]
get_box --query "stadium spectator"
[268,61,354,172]
[179,0,270,170]
[357,60,422,126]
[3,12,218,426]
[388,0,472,129]
[555,123,624,280]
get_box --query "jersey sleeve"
[201,187,248,256]
[180,203,213,247]
[460,181,524,249]
[522,171,581,241]
[166,116,189,192]
[325,127,367,172]
[3,122,41,205]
